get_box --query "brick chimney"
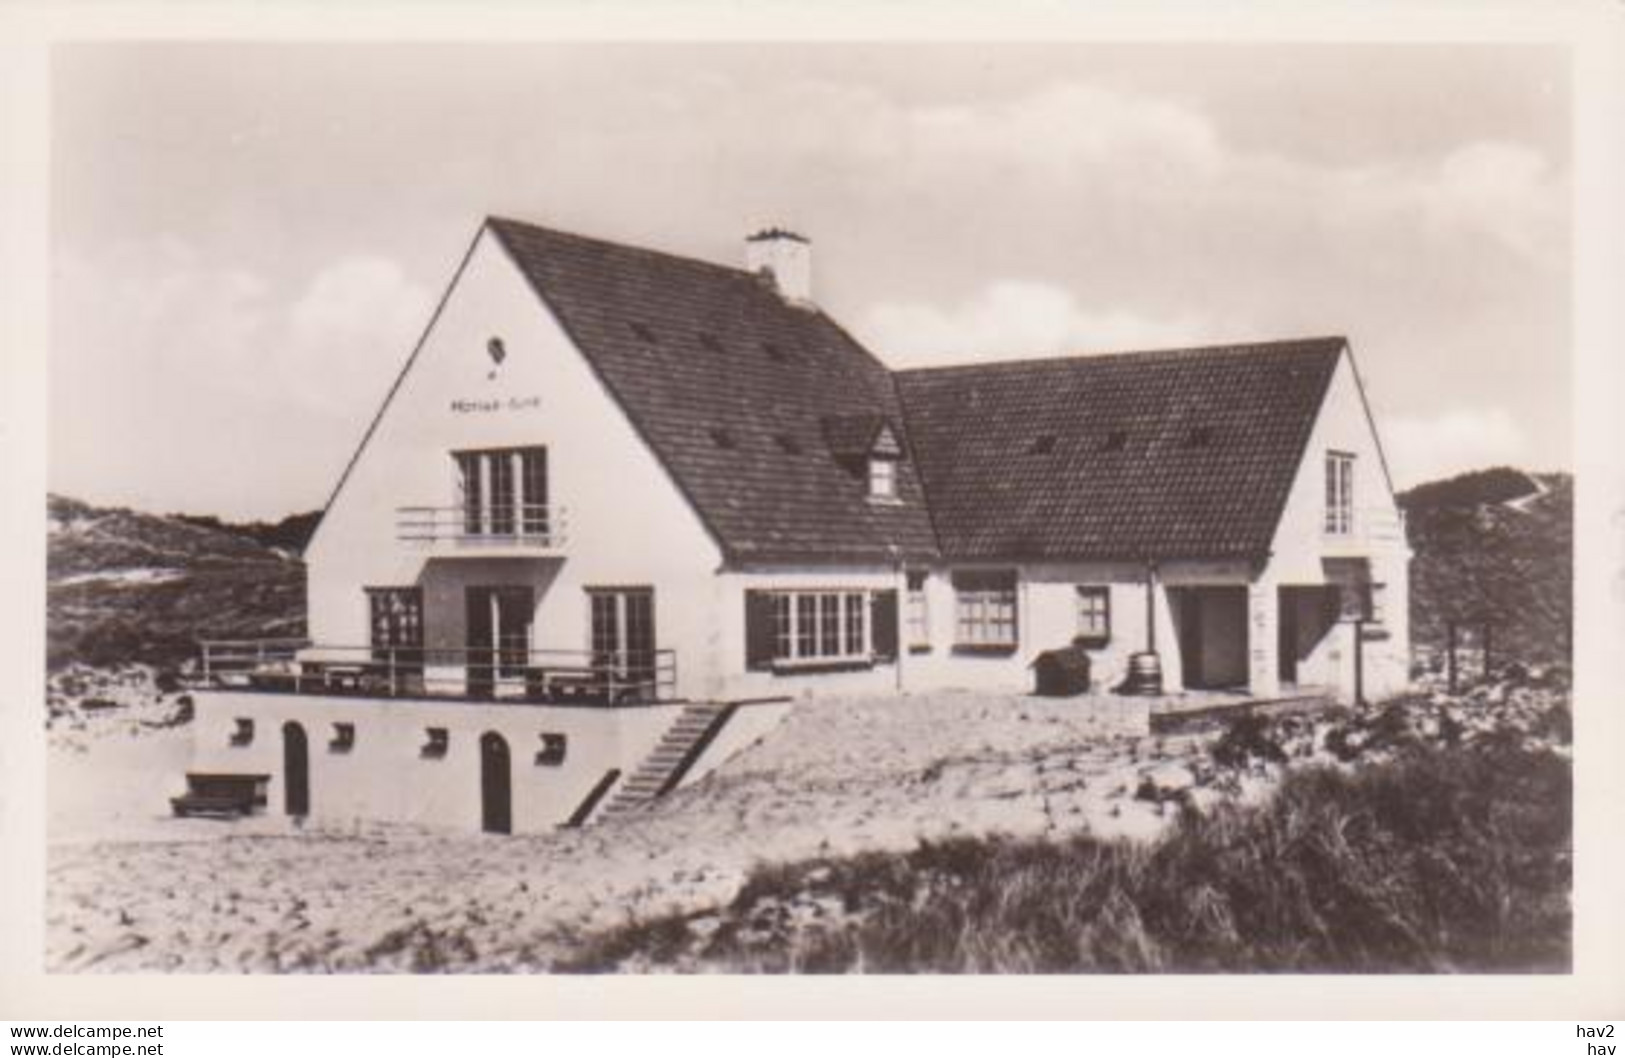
[745,228,812,306]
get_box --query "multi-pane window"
[906,570,930,650]
[367,587,423,666]
[1325,451,1355,535]
[1075,586,1111,644]
[456,447,550,538]
[767,590,871,662]
[588,587,656,685]
[954,570,1018,648]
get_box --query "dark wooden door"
[1278,587,1298,686]
[466,588,495,698]
[282,721,309,816]
[480,731,512,834]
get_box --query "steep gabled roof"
[487,217,939,565]
[894,338,1346,561]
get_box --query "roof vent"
[745,228,813,306]
[1028,434,1057,456]
[708,427,737,449]
[628,321,658,344]
[1184,426,1214,448]
[698,331,725,354]
[773,433,802,455]
[1102,430,1127,452]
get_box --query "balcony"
[1322,506,1407,556]
[396,504,568,556]
[196,639,676,706]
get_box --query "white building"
[180,216,1411,833]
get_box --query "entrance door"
[1174,587,1249,690]
[480,731,511,834]
[282,721,309,816]
[588,588,657,695]
[1278,590,1299,685]
[465,586,534,698]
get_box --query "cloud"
[857,280,1204,366]
[51,240,431,518]
[902,83,1224,179]
[1381,407,1531,489]
[1411,140,1563,259]
[279,256,433,416]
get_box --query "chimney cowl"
[745,228,813,305]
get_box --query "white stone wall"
[302,228,725,701]
[1261,347,1413,702]
[190,690,680,833]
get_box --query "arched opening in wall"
[480,731,512,835]
[282,721,310,817]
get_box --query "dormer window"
[869,456,897,500]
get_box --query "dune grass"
[558,734,1570,973]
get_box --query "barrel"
[1122,651,1164,696]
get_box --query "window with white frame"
[767,590,871,663]
[906,569,930,650]
[953,570,1018,649]
[869,456,898,500]
[1074,585,1111,645]
[456,446,550,538]
[1325,451,1355,535]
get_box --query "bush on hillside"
[558,736,1570,974]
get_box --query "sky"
[49,42,1572,520]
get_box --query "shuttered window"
[905,570,930,650]
[745,588,897,668]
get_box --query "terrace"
[196,638,677,706]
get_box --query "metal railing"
[1324,506,1406,548]
[396,503,569,549]
[197,639,676,706]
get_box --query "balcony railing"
[1323,506,1407,551]
[396,504,568,551]
[196,639,675,706]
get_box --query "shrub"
[557,738,1570,974]
[1210,713,1288,771]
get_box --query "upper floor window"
[1325,451,1355,535]
[456,446,549,537]
[869,456,898,500]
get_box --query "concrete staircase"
[596,702,733,821]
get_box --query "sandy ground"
[46,687,1223,972]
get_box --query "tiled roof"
[895,339,1346,561]
[488,217,940,565]
[489,217,1343,567]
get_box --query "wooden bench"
[170,772,270,819]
